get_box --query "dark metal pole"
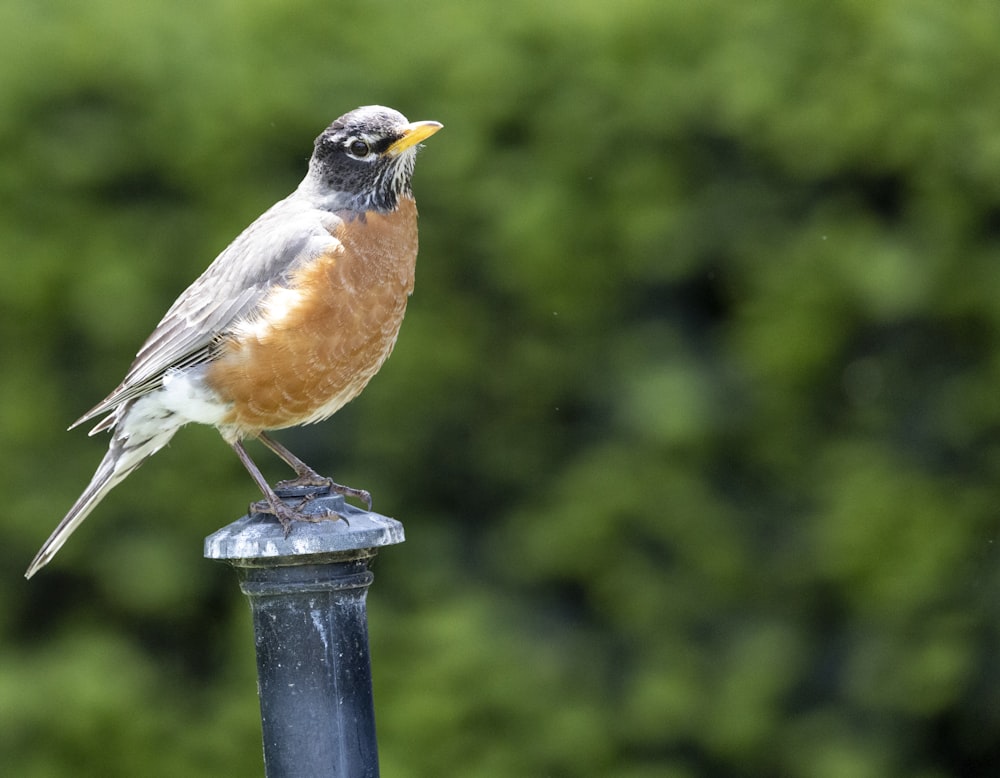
[204,486,404,778]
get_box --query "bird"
[26,105,442,579]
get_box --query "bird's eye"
[348,139,371,157]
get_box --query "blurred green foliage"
[3,0,1000,775]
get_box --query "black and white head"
[307,105,442,213]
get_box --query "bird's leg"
[230,441,344,535]
[256,432,373,511]
[256,432,328,486]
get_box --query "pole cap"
[204,491,404,566]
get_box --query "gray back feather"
[74,190,346,429]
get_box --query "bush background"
[3,1,1000,776]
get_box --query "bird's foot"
[275,469,331,491]
[250,495,349,537]
[275,471,373,512]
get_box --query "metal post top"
[204,492,404,566]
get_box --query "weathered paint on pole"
[205,488,404,777]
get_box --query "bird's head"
[306,105,442,213]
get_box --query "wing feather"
[73,193,344,430]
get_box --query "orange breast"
[206,197,419,439]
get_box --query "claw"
[231,439,368,535]
[275,473,332,491]
[251,496,349,535]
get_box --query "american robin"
[26,105,442,579]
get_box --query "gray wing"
[73,194,343,432]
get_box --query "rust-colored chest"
[206,197,419,436]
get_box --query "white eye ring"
[346,138,373,159]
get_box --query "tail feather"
[26,416,179,579]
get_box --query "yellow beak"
[387,120,443,156]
